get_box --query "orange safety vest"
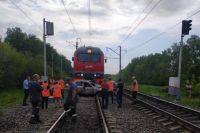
[59,80,65,90]
[132,81,139,92]
[53,84,62,98]
[107,80,114,92]
[49,79,54,89]
[42,82,50,97]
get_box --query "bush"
[193,83,200,97]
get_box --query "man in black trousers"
[116,79,124,108]
[101,79,109,109]
[22,75,30,106]
[29,74,43,124]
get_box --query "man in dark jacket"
[64,79,79,118]
[116,79,124,108]
[101,79,109,109]
[29,74,43,124]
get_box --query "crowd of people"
[22,74,139,124]
[100,76,139,109]
[22,74,79,124]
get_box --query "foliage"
[0,88,23,115]
[193,83,200,97]
[119,35,200,90]
[0,27,72,88]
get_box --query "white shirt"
[23,79,29,90]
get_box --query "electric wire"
[120,0,163,45]
[61,0,78,35]
[61,0,85,47]
[125,8,200,54]
[9,0,42,33]
[120,0,154,45]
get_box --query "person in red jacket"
[41,81,50,109]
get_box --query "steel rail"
[137,92,200,115]
[96,95,109,133]
[47,111,67,133]
[124,89,200,115]
[124,90,200,132]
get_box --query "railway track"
[124,89,200,133]
[47,96,121,133]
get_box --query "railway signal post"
[43,18,54,79]
[178,20,192,91]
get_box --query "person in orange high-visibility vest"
[49,78,55,96]
[59,80,65,99]
[131,76,139,103]
[41,81,50,109]
[107,78,114,104]
[53,81,62,108]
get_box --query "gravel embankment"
[106,97,169,133]
[57,97,102,133]
[0,101,63,133]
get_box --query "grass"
[0,88,24,116]
[126,84,200,109]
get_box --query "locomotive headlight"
[87,49,92,53]
[94,74,96,77]
[81,73,84,77]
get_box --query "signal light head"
[182,19,192,35]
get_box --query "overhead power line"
[9,0,42,33]
[61,0,78,35]
[126,8,200,54]
[88,0,91,37]
[121,0,154,43]
[120,0,163,45]
[61,0,85,46]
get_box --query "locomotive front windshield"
[78,53,100,62]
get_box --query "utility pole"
[51,54,54,78]
[178,35,183,81]
[61,55,63,79]
[119,46,122,78]
[43,18,47,77]
[106,46,122,78]
[66,38,80,49]
[76,38,79,49]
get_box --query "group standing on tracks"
[99,76,139,109]
[22,74,79,124]
[22,73,139,124]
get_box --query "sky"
[0,0,200,74]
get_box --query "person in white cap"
[29,74,43,124]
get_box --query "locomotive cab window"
[78,53,100,62]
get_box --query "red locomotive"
[72,46,105,82]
